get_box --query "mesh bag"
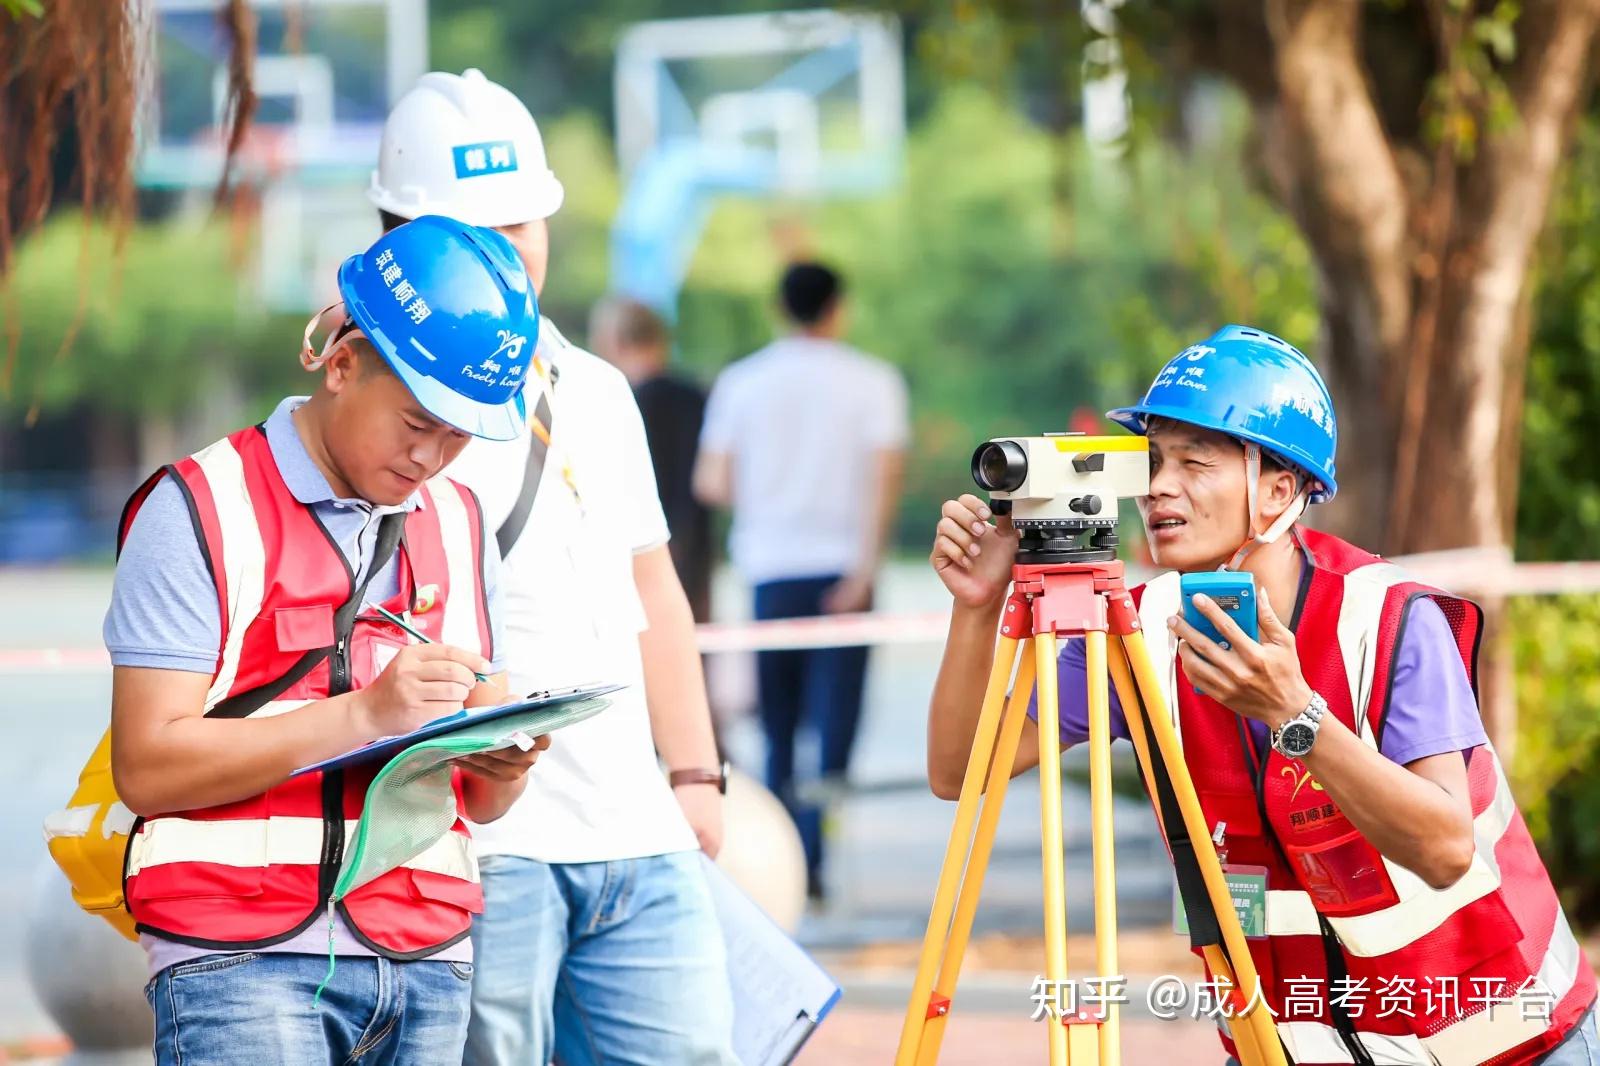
[333,695,611,899]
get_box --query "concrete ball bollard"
[714,768,808,933]
[25,862,151,1066]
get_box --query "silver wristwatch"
[1271,691,1327,760]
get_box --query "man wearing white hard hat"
[371,69,737,1066]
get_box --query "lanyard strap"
[495,356,557,556]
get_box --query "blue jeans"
[463,851,737,1066]
[753,574,870,885]
[1548,1007,1600,1065]
[145,951,472,1066]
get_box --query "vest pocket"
[274,604,335,652]
[407,868,485,916]
[350,622,409,686]
[127,855,266,903]
[1281,828,1398,916]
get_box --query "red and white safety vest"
[118,424,493,956]
[1133,527,1594,1065]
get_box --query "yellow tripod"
[895,559,1287,1066]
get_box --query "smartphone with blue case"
[1180,571,1258,655]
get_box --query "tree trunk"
[1249,0,1600,750]
[1261,0,1415,548]
[1387,0,1600,746]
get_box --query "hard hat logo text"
[373,247,431,325]
[452,140,520,180]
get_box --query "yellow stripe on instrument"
[1050,435,1148,453]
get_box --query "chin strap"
[301,302,353,371]
[1223,442,1308,571]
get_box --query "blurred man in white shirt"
[695,261,909,900]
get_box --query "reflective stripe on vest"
[126,818,479,884]
[190,435,267,710]
[186,432,490,717]
[429,471,486,654]
[1253,905,1583,1065]
[1134,570,1182,743]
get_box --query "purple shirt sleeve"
[1028,597,1485,763]
[1026,638,1131,747]
[1374,597,1488,765]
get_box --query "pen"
[371,603,490,683]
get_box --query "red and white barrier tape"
[695,610,952,654]
[5,549,1600,672]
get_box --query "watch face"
[1280,722,1316,757]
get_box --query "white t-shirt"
[699,336,909,584]
[446,320,698,863]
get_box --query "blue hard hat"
[1106,324,1339,503]
[338,215,538,441]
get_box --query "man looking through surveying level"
[925,325,1598,1065]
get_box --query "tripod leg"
[1083,631,1119,1066]
[1117,631,1286,1066]
[1034,632,1070,1066]
[895,635,1026,1066]
[1106,640,1163,840]
[1200,946,1269,1066]
[1111,640,1276,1062]
[1112,637,1267,1064]
[914,649,1039,1066]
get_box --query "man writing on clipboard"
[104,217,547,1065]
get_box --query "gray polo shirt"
[105,396,502,976]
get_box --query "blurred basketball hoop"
[138,0,426,310]
[610,9,905,312]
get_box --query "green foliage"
[1508,594,1600,923]
[1,0,43,17]
[1517,119,1600,561]
[1421,1,1521,161]
[1516,121,1600,923]
[1,214,305,423]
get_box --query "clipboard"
[700,854,842,1065]
[292,682,624,777]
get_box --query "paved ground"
[799,1007,1218,1064]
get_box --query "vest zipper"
[331,636,350,694]
[329,507,376,697]
[314,508,362,926]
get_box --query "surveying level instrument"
[896,434,1287,1066]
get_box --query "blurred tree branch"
[0,0,256,401]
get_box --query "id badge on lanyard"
[1173,823,1269,939]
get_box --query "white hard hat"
[369,68,565,228]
